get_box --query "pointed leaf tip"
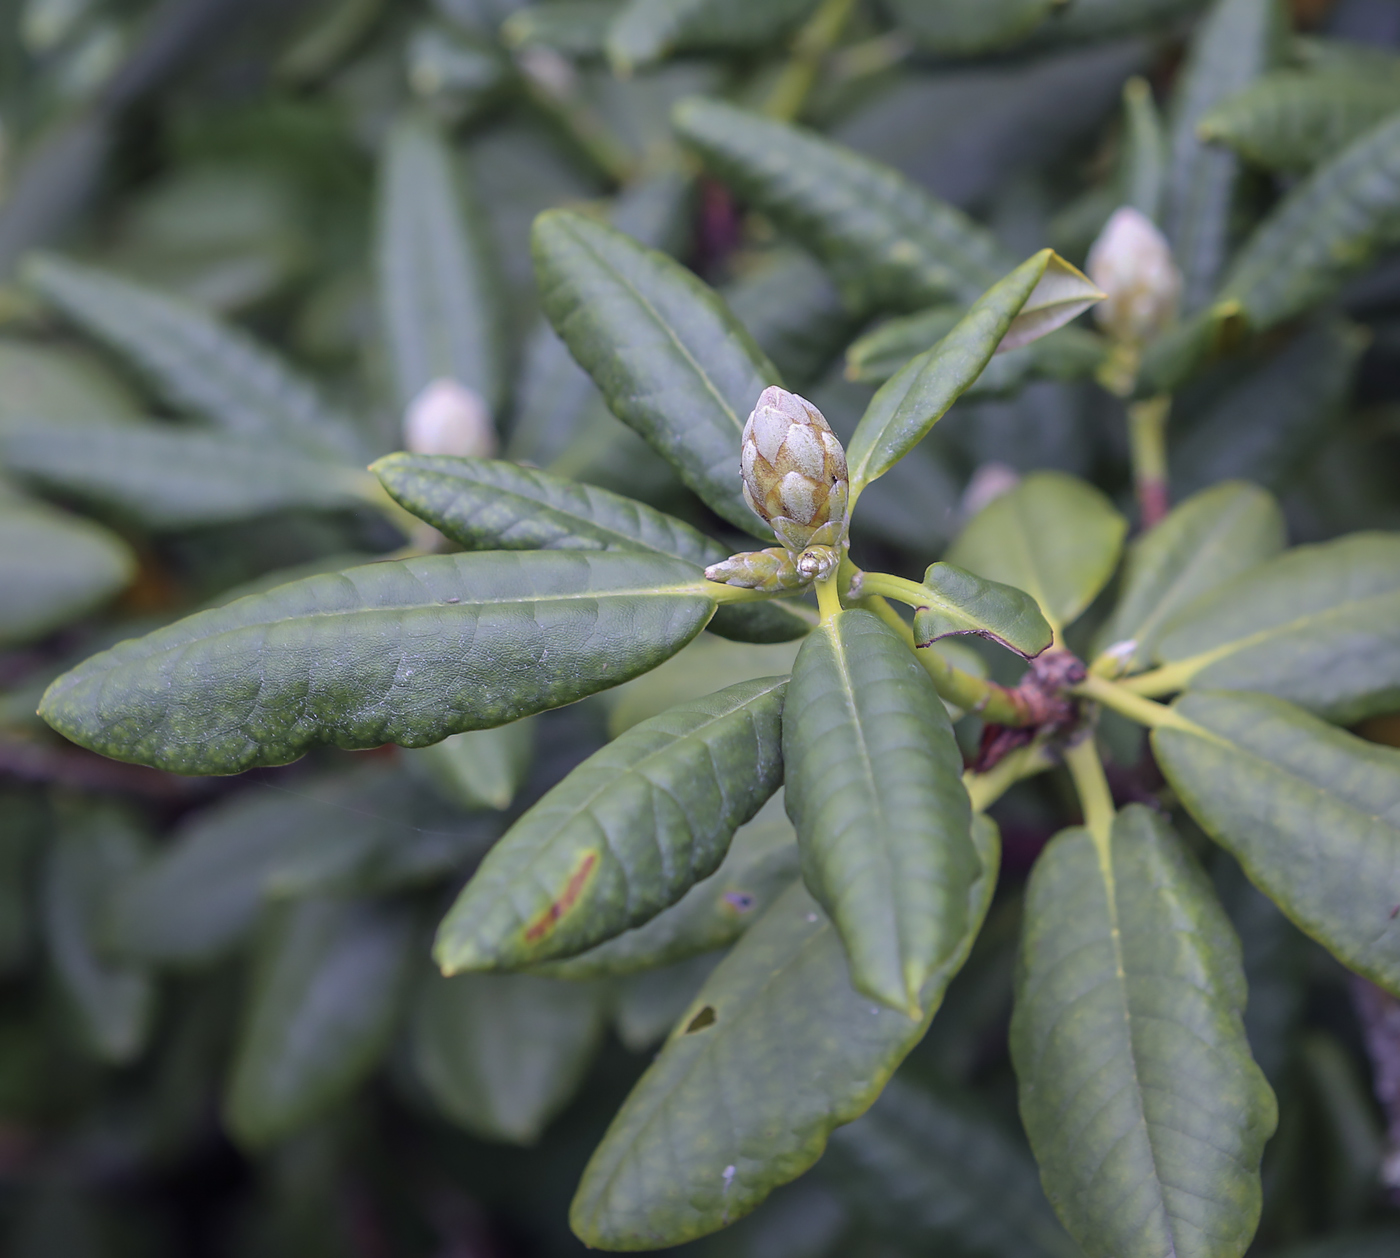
[998,252,1105,354]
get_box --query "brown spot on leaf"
[524,850,598,944]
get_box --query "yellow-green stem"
[1072,673,1199,733]
[764,0,857,121]
[915,644,1030,725]
[1127,393,1171,529]
[1117,659,1198,697]
[857,570,930,609]
[815,571,843,622]
[1064,735,1115,850]
[964,741,1055,813]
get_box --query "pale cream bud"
[1086,207,1181,346]
[403,378,496,458]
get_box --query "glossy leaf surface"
[532,208,777,537]
[40,552,715,774]
[1154,690,1400,994]
[672,96,1010,310]
[1011,805,1276,1258]
[435,676,785,972]
[607,0,816,73]
[783,609,976,1014]
[1096,481,1285,671]
[945,471,1127,634]
[911,562,1054,658]
[1156,532,1400,722]
[570,815,999,1249]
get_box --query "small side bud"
[1086,207,1181,347]
[741,386,849,552]
[404,378,497,458]
[703,547,809,593]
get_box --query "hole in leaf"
[684,1006,716,1033]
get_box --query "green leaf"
[569,814,999,1250]
[1095,480,1285,671]
[410,969,607,1143]
[376,112,504,415]
[434,676,786,972]
[502,1,620,57]
[22,253,364,462]
[0,336,144,425]
[845,253,1100,497]
[0,421,366,530]
[1121,76,1166,220]
[1153,689,1400,995]
[1219,109,1400,330]
[39,551,716,774]
[224,896,413,1148]
[0,491,134,645]
[1199,71,1400,172]
[537,800,798,977]
[784,609,976,1014]
[403,720,535,811]
[884,0,1056,55]
[910,562,1055,659]
[1154,532,1400,723]
[532,208,778,538]
[1010,804,1276,1258]
[610,953,721,1050]
[672,96,1011,311]
[1163,0,1283,311]
[945,471,1127,635]
[824,1078,1078,1258]
[372,452,813,643]
[607,0,817,74]
[42,807,155,1064]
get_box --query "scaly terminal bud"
[740,386,849,553]
[703,544,841,592]
[1086,207,1182,348]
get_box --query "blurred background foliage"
[2,0,1400,1253]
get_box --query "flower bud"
[740,386,849,553]
[1086,207,1181,347]
[404,378,497,458]
[704,547,808,593]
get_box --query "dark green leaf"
[532,208,778,537]
[1095,480,1285,671]
[607,0,817,74]
[610,953,721,1049]
[0,491,134,645]
[1163,0,1283,311]
[945,471,1127,635]
[884,0,1057,55]
[0,336,143,425]
[1155,531,1400,722]
[824,1078,1078,1258]
[910,562,1054,659]
[1153,689,1400,995]
[224,896,413,1147]
[672,96,1010,311]
[376,112,504,415]
[1046,0,1208,41]
[1200,71,1400,172]
[0,421,366,530]
[502,1,620,57]
[403,720,535,811]
[434,676,785,972]
[1011,804,1275,1258]
[39,551,716,774]
[569,814,999,1249]
[1271,1231,1400,1258]
[538,800,798,977]
[22,253,364,462]
[784,609,975,1014]
[1121,76,1166,220]
[410,969,606,1143]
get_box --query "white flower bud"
[740,386,848,553]
[1086,207,1182,346]
[403,378,496,458]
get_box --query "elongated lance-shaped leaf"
[1094,481,1285,671]
[783,608,977,1015]
[537,803,798,978]
[824,1078,1079,1258]
[607,0,817,74]
[372,452,812,643]
[1154,531,1400,723]
[532,209,778,538]
[225,896,414,1148]
[672,96,1011,311]
[845,252,1100,498]
[376,112,504,416]
[1047,0,1209,41]
[22,253,364,462]
[885,0,1057,55]
[1121,77,1166,220]
[909,563,1053,658]
[1164,0,1283,312]
[0,490,134,646]
[570,814,999,1250]
[435,676,786,972]
[0,421,367,530]
[1154,689,1400,995]
[39,551,716,775]
[946,471,1126,636]
[1011,804,1276,1258]
[411,969,607,1144]
[1219,109,1400,330]
[1200,71,1400,172]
